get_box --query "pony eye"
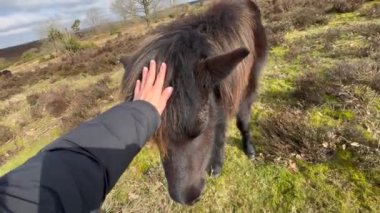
[185,110,209,139]
[187,130,201,139]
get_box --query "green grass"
[102,139,379,212]
[0,127,60,175]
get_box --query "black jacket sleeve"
[0,101,161,213]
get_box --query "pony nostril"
[183,183,205,205]
[168,187,184,204]
[168,183,205,205]
[184,193,201,205]
[189,196,201,205]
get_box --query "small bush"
[27,93,44,118]
[43,87,71,117]
[369,36,380,61]
[62,35,83,53]
[27,86,71,118]
[289,7,327,29]
[369,71,380,92]
[21,48,40,62]
[339,124,376,147]
[90,77,112,99]
[265,22,290,46]
[292,60,380,111]
[60,94,98,133]
[293,72,331,107]
[325,63,359,85]
[328,0,367,13]
[359,2,380,18]
[326,61,380,92]
[60,78,112,132]
[39,54,56,63]
[109,25,121,36]
[327,45,370,59]
[349,23,380,39]
[0,58,11,70]
[80,42,96,50]
[26,94,40,106]
[256,110,335,161]
[0,87,23,101]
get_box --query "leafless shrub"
[289,7,327,29]
[293,72,332,106]
[359,2,380,18]
[27,86,71,118]
[257,110,335,162]
[328,0,367,13]
[60,77,113,132]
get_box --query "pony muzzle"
[168,179,206,205]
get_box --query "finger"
[158,87,174,114]
[154,63,167,90]
[141,67,148,88]
[133,80,141,101]
[146,60,157,87]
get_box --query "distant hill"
[0,40,43,60]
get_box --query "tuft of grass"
[308,108,340,128]
[0,125,14,145]
[0,128,61,176]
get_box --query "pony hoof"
[248,154,256,161]
[245,149,256,161]
[210,166,222,178]
[244,145,256,159]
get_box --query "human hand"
[133,60,173,115]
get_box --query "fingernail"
[168,87,174,93]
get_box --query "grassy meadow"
[0,0,379,212]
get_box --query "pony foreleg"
[208,111,226,177]
[236,94,256,159]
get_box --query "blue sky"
[0,0,191,49]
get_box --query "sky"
[0,0,191,49]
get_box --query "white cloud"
[0,12,45,31]
[0,0,112,48]
[0,0,85,8]
[0,26,31,36]
[0,0,107,32]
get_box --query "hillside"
[0,40,44,60]
[0,0,379,212]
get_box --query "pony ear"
[197,47,250,86]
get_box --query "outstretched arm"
[0,61,173,213]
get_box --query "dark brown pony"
[121,0,268,205]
